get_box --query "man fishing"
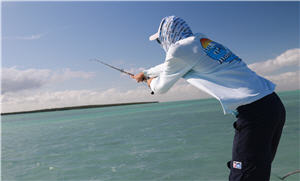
[132,15,286,181]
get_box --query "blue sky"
[2,1,299,112]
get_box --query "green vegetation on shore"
[1,101,159,116]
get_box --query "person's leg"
[229,116,273,181]
[270,122,285,163]
[228,93,286,181]
[270,95,286,162]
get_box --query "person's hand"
[147,77,154,87]
[131,72,146,83]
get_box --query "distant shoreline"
[1,101,159,116]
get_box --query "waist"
[236,92,277,114]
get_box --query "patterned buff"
[158,16,193,52]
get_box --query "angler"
[132,15,286,181]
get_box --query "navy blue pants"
[228,92,286,181]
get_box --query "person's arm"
[132,63,165,82]
[148,57,193,94]
[143,63,165,77]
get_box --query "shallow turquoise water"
[2,90,299,181]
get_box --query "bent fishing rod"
[90,58,154,95]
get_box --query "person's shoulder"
[167,37,194,58]
[167,33,205,59]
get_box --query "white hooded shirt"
[144,16,275,114]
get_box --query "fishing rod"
[90,58,154,95]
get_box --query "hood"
[157,16,193,52]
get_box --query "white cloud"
[4,33,46,40]
[248,48,300,75]
[265,71,300,91]
[51,68,95,81]
[1,67,51,93]
[248,48,300,91]
[1,67,95,93]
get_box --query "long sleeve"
[143,63,165,77]
[149,57,194,94]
